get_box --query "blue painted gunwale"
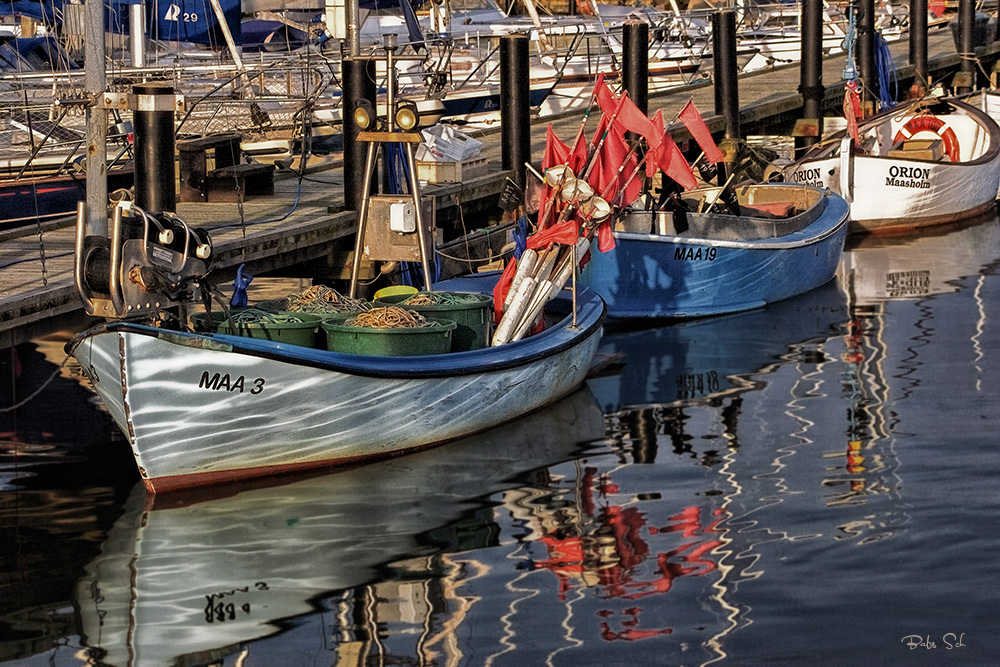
[580,190,849,319]
[87,282,606,379]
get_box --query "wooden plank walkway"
[2,28,997,346]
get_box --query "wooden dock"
[2,28,998,347]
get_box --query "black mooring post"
[500,34,530,192]
[712,10,740,186]
[909,0,928,95]
[714,11,740,140]
[958,0,976,94]
[622,21,648,114]
[857,0,877,113]
[711,12,724,116]
[342,57,377,211]
[797,0,824,156]
[133,83,176,213]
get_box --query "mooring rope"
[0,357,69,413]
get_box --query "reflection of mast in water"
[829,310,895,516]
[972,273,988,391]
[612,398,745,467]
[833,214,1000,535]
[492,453,727,657]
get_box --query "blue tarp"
[241,19,308,52]
[0,1,64,23]
[0,36,80,71]
[104,0,242,46]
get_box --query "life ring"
[893,115,960,162]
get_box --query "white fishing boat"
[66,216,605,493]
[784,98,1000,234]
[61,25,607,494]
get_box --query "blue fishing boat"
[579,182,849,319]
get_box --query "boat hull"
[579,186,849,318]
[0,168,135,229]
[69,282,605,492]
[787,98,1000,234]
[789,152,1000,233]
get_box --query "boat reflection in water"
[838,209,1000,308]
[587,277,850,413]
[76,388,606,667]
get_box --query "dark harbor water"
[3,213,1000,666]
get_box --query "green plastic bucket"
[190,310,325,348]
[321,315,456,356]
[375,292,493,351]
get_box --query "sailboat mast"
[85,0,108,236]
[209,0,253,95]
[325,0,361,56]
[129,2,146,68]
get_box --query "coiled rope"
[228,308,310,325]
[346,306,437,328]
[262,285,372,314]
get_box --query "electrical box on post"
[363,195,436,262]
[389,201,416,233]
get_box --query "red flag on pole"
[660,137,698,191]
[593,74,618,117]
[539,124,576,226]
[568,127,590,173]
[678,100,724,164]
[651,110,698,190]
[597,218,615,252]
[542,123,570,170]
[527,218,579,250]
[588,125,620,194]
[614,92,657,144]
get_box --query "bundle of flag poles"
[491,75,724,346]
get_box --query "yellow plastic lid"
[373,285,419,300]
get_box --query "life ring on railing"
[893,115,960,162]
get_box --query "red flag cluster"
[497,78,724,319]
[537,75,723,235]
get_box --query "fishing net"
[346,306,437,329]
[259,285,372,314]
[400,292,483,306]
[229,308,311,325]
